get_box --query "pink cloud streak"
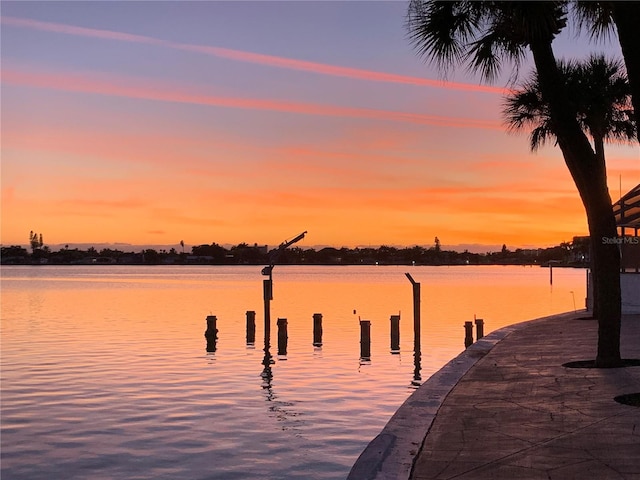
[2,67,502,130]
[1,15,508,95]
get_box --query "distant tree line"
[1,238,589,267]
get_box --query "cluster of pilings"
[205,311,420,363]
[205,310,486,389]
[464,318,485,348]
[205,269,487,389]
[207,312,487,353]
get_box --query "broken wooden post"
[205,315,218,352]
[475,318,484,340]
[464,321,474,348]
[205,315,218,339]
[277,318,288,356]
[313,313,323,347]
[246,310,256,344]
[390,314,400,353]
[360,320,371,359]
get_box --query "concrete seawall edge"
[346,310,583,480]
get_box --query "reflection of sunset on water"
[1,265,587,479]
[4,265,585,367]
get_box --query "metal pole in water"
[405,273,421,355]
[263,279,271,354]
[360,320,371,359]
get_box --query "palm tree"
[503,54,636,320]
[574,2,640,144]
[406,0,623,366]
[503,55,635,161]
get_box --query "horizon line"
[2,240,578,253]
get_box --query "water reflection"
[359,357,372,367]
[1,265,588,480]
[261,348,274,392]
[412,350,422,388]
[260,339,302,433]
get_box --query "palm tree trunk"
[589,135,607,321]
[529,41,622,366]
[612,2,640,144]
[586,190,622,366]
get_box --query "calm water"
[1,265,586,479]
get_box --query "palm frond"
[406,1,477,72]
[502,54,636,153]
[572,0,615,41]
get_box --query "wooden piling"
[464,321,474,348]
[277,318,288,356]
[360,320,371,359]
[313,313,323,347]
[246,310,256,344]
[475,318,484,340]
[205,315,218,340]
[205,315,218,352]
[390,314,400,353]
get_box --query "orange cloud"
[1,125,260,178]
[2,67,502,130]
[1,15,508,95]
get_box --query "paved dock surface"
[411,313,640,480]
[348,312,640,480]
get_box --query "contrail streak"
[2,67,502,130]
[2,16,508,94]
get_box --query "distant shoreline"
[2,241,588,268]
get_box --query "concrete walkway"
[348,312,640,480]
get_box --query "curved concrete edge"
[346,310,583,480]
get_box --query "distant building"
[613,183,640,272]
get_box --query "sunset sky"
[2,1,638,251]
